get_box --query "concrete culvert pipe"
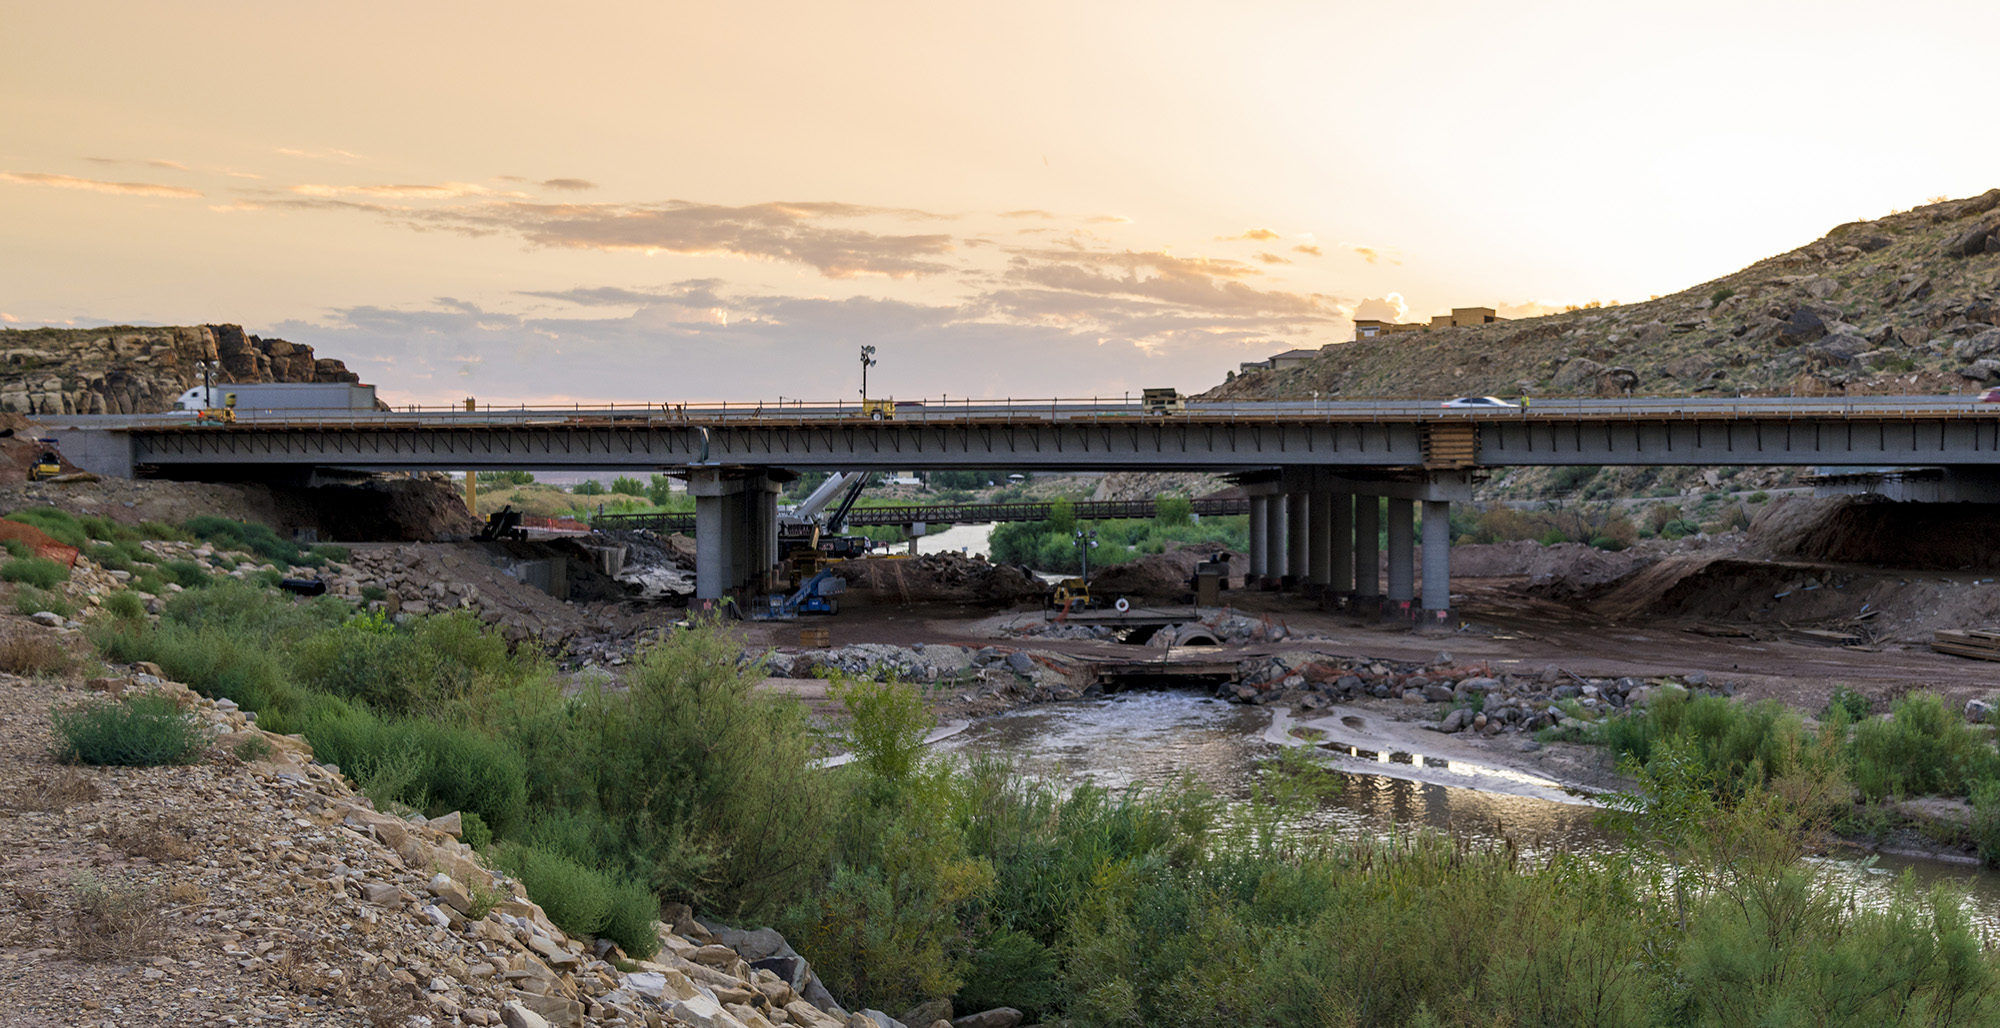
[1147,624,1222,648]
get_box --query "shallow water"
[934,689,2000,932]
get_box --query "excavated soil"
[1089,546,1246,601]
[1753,494,2000,569]
[831,553,1048,606]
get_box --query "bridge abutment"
[1307,487,1332,592]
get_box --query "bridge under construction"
[39,394,2000,626]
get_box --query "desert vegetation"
[62,564,2000,1022]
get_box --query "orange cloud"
[1293,244,1322,256]
[1000,209,1055,219]
[1255,252,1291,265]
[291,182,530,200]
[1354,247,1380,264]
[0,172,201,198]
[1220,228,1280,241]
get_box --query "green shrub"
[1974,779,2000,868]
[6,508,89,548]
[308,544,351,564]
[2,539,27,559]
[460,810,493,850]
[14,586,72,618]
[1710,286,1736,305]
[359,585,388,604]
[232,735,273,762]
[1825,685,1871,721]
[301,704,528,837]
[494,844,659,957]
[52,694,209,766]
[182,515,319,567]
[1851,692,2000,800]
[3,557,70,589]
[159,560,211,590]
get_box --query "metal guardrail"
[590,495,1252,534]
[44,394,2000,434]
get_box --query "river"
[933,688,2000,931]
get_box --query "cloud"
[274,195,962,278]
[0,313,16,323]
[1085,214,1130,224]
[1351,294,1409,323]
[1254,252,1291,265]
[1292,244,1322,256]
[1220,228,1280,241]
[291,182,531,200]
[277,147,366,161]
[0,172,201,198]
[83,157,189,171]
[1498,301,1566,320]
[539,178,596,192]
[1000,209,1055,219]
[1354,247,1379,264]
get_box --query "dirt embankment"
[0,473,477,542]
[832,553,1048,606]
[1089,546,1246,601]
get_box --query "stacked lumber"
[1934,629,2000,661]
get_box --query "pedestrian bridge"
[37,394,2000,624]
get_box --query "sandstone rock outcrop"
[0,323,364,416]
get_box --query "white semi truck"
[171,382,379,414]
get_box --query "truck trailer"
[172,382,379,415]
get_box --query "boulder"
[951,1011,1023,1028]
[900,1001,953,1027]
[1968,699,1995,724]
[1663,355,1715,381]
[1777,308,1828,346]
[1550,357,1605,390]
[500,1002,552,1028]
[1596,367,1640,395]
[672,994,753,1028]
[1956,329,2000,363]
[1438,708,1473,733]
[1802,331,1870,369]
[1943,213,2000,258]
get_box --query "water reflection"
[934,689,2000,931]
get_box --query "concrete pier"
[1421,499,1451,629]
[1353,495,1380,616]
[1386,497,1414,621]
[1285,491,1309,588]
[1247,493,1269,587]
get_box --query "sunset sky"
[4,1,1996,405]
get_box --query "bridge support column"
[1307,488,1332,593]
[1327,491,1354,606]
[1420,500,1451,630]
[1285,491,1309,589]
[1353,495,1380,616]
[1247,494,1268,587]
[749,475,781,593]
[1264,494,1288,591]
[690,470,744,604]
[1386,498,1414,621]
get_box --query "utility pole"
[858,345,877,400]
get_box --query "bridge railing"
[54,393,2000,432]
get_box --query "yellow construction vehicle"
[1053,578,1091,613]
[27,452,61,481]
[1142,387,1184,414]
[862,398,896,421]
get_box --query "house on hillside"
[1240,344,1338,374]
[1354,306,1504,341]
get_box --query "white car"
[1439,396,1519,409]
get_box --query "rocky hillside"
[1213,188,2000,401]
[0,324,364,416]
